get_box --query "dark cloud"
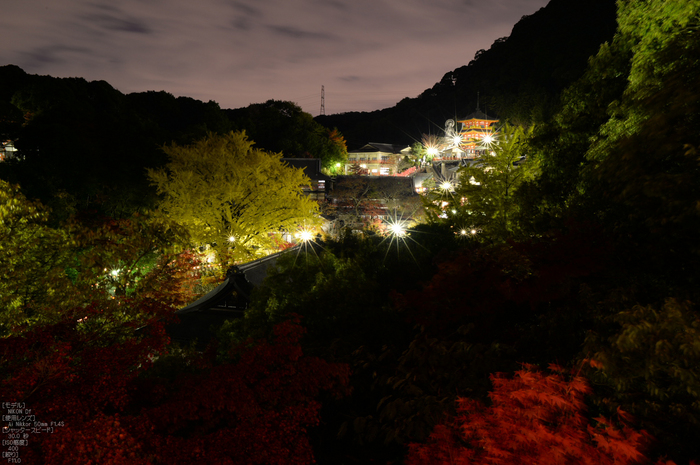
[266,25,337,41]
[314,0,349,11]
[231,17,252,30]
[20,45,93,66]
[82,5,152,34]
[228,1,262,30]
[228,1,262,17]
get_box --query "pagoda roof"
[457,108,499,122]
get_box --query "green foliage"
[525,37,632,220]
[409,142,426,166]
[588,299,700,409]
[125,90,232,145]
[225,100,348,171]
[584,299,700,459]
[0,180,74,333]
[0,179,203,336]
[587,30,700,285]
[586,0,700,164]
[428,124,536,240]
[65,213,200,311]
[220,234,431,356]
[148,131,321,266]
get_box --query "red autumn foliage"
[0,304,349,464]
[406,364,659,465]
[0,298,172,464]
[137,317,351,464]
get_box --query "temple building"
[346,143,411,176]
[456,109,499,159]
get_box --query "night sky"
[2,0,549,115]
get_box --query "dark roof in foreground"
[177,247,298,315]
[168,246,302,348]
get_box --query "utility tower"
[320,85,325,116]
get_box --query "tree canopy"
[424,124,536,241]
[147,131,321,265]
[225,100,348,172]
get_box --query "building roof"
[168,246,305,348]
[350,143,411,154]
[330,175,417,200]
[412,172,434,189]
[177,247,296,315]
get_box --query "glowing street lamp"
[480,131,498,154]
[440,181,454,192]
[388,222,407,237]
[296,229,314,243]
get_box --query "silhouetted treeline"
[0,68,346,218]
[316,0,618,148]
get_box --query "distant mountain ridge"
[316,0,618,149]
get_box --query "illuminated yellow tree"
[147,131,320,265]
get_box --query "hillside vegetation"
[2,0,700,463]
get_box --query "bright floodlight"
[483,134,494,144]
[471,229,477,235]
[426,147,439,156]
[228,236,235,242]
[452,135,462,146]
[110,269,120,276]
[440,181,453,191]
[460,229,468,236]
[297,230,314,242]
[388,223,406,237]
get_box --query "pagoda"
[456,109,499,159]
